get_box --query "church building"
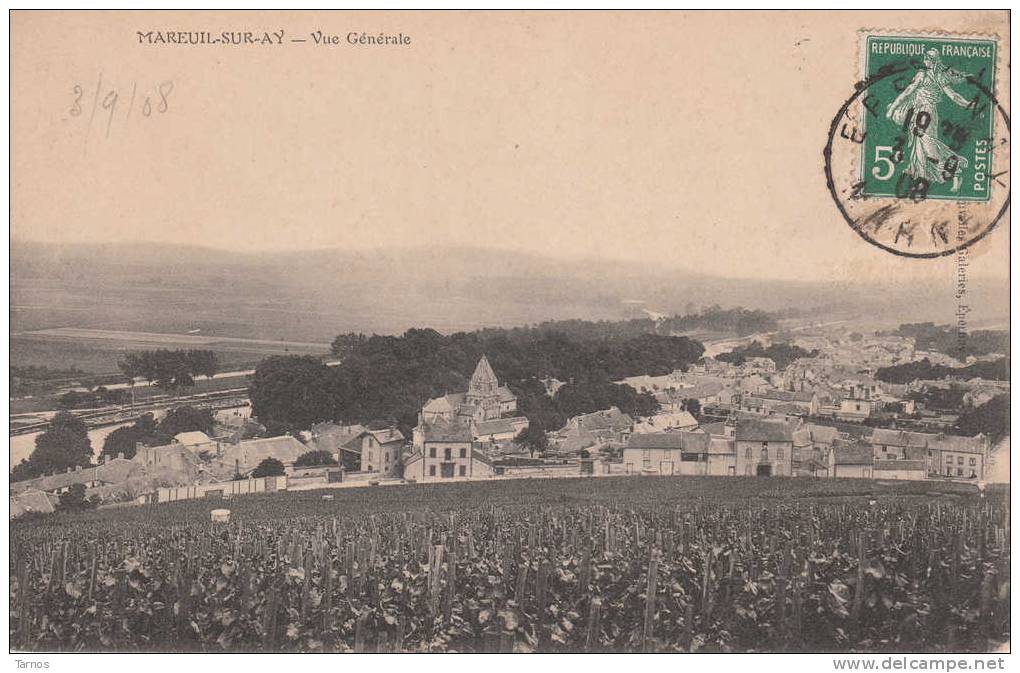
[412,355,527,448]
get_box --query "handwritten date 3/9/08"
[69,73,174,154]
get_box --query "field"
[9,476,1010,653]
[11,328,330,375]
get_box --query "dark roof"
[474,418,518,436]
[736,418,793,442]
[804,424,841,444]
[931,434,987,454]
[573,407,633,432]
[833,439,874,465]
[700,421,727,436]
[707,438,735,455]
[422,421,472,443]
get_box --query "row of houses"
[622,417,991,481]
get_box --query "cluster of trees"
[252,328,703,437]
[57,483,101,512]
[876,357,1010,384]
[252,457,286,478]
[715,341,818,369]
[955,394,1010,442]
[12,367,131,398]
[891,323,1010,359]
[58,386,128,410]
[100,406,215,460]
[330,332,369,358]
[11,412,92,482]
[9,405,220,483]
[907,386,967,413]
[118,349,219,392]
[294,450,338,467]
[469,306,778,343]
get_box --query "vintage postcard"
[7,10,1010,662]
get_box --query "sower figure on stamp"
[885,49,972,192]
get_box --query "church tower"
[467,355,499,401]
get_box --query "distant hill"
[11,240,1010,343]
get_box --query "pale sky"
[10,10,1010,282]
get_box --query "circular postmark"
[824,54,1010,258]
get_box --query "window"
[957,468,963,476]
[429,465,436,476]
[459,465,466,477]
[761,446,768,461]
[745,447,752,459]
[881,446,887,452]
[957,456,964,465]
[429,447,436,458]
[969,457,976,466]
[445,447,452,460]
[777,447,784,460]
[460,447,467,458]
[367,465,373,471]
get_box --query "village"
[9,323,1007,518]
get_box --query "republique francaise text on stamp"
[825,32,1010,258]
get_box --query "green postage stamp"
[859,34,997,202]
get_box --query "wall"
[361,437,401,476]
[735,440,793,476]
[420,440,475,480]
[833,465,873,479]
[623,447,678,474]
[157,475,287,503]
[873,468,926,481]
[707,454,735,476]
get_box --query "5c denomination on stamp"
[824,32,1009,258]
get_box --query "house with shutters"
[403,419,495,481]
[734,418,795,476]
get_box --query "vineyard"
[9,476,1010,653]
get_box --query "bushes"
[294,450,338,468]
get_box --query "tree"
[515,423,549,457]
[118,349,219,392]
[101,413,169,460]
[23,412,92,479]
[57,483,97,512]
[294,450,338,467]
[249,356,335,434]
[955,394,1010,443]
[252,457,286,478]
[158,406,215,437]
[330,332,368,358]
[683,398,702,418]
